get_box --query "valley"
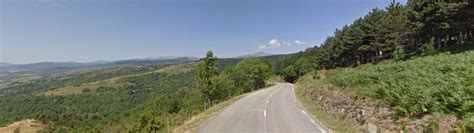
[1,0,473,132]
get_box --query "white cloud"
[258,45,267,49]
[258,38,307,49]
[268,39,283,47]
[294,40,306,45]
[258,38,283,49]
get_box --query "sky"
[1,0,406,64]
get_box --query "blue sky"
[1,0,406,64]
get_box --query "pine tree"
[196,51,219,109]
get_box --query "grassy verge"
[294,80,363,133]
[294,50,474,132]
[173,93,248,133]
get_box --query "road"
[198,83,330,133]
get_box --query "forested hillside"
[0,64,196,131]
[278,0,473,82]
[1,0,472,132]
[0,53,276,132]
[282,0,474,132]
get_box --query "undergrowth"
[326,51,474,129]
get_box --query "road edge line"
[196,84,277,132]
[290,83,333,133]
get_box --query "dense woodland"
[278,0,473,82]
[0,66,195,131]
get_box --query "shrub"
[327,51,474,120]
[82,88,91,93]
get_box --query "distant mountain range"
[0,52,276,75]
[236,52,273,58]
[0,57,199,74]
[0,62,13,67]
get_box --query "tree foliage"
[278,0,473,82]
[196,51,219,109]
[233,58,272,92]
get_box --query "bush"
[393,46,406,61]
[82,88,91,93]
[327,51,474,121]
[421,38,437,56]
[233,58,272,92]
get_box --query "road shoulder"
[173,93,249,133]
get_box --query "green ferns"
[328,51,474,127]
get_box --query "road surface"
[198,83,330,133]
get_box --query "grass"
[173,93,248,133]
[295,74,364,133]
[295,50,474,131]
[38,62,197,96]
[329,51,474,119]
[0,119,46,133]
[0,80,9,90]
[38,75,130,96]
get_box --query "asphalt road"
[198,83,329,133]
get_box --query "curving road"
[198,83,330,133]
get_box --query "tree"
[211,73,236,101]
[196,51,219,109]
[82,88,91,93]
[277,0,472,73]
[294,57,314,76]
[282,65,298,83]
[234,58,272,92]
[393,46,406,61]
[421,38,436,56]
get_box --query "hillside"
[0,57,197,91]
[0,55,280,132]
[295,51,474,132]
[277,1,473,82]
[1,0,472,132]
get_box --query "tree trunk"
[459,32,465,45]
[371,51,375,63]
[437,38,442,49]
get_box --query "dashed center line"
[263,110,267,117]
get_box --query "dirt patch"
[0,119,46,133]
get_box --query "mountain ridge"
[236,51,273,58]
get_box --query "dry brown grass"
[0,80,9,90]
[0,119,46,133]
[38,62,197,96]
[39,76,129,96]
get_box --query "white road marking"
[291,84,329,133]
[301,110,307,115]
[264,110,267,117]
[320,128,327,133]
[266,100,269,104]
